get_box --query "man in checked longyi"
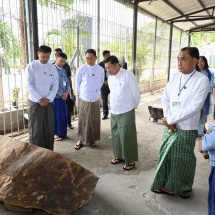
[151,47,209,199]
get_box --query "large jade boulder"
[0,135,99,215]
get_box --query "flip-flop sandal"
[123,163,135,171]
[153,189,174,196]
[74,143,83,150]
[54,135,59,139]
[180,190,192,199]
[111,158,124,164]
[55,137,63,141]
[90,143,96,147]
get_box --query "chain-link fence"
[0,0,188,135]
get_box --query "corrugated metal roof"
[128,0,215,32]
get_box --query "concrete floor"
[0,91,211,215]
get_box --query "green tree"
[103,20,171,82]
[38,0,74,9]
[38,0,89,10]
[46,15,90,60]
[0,9,20,72]
[191,32,215,47]
[19,0,28,68]
[38,0,90,60]
[0,7,19,109]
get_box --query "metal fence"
[0,0,28,136]
[0,0,188,135]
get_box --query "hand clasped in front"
[162,117,176,133]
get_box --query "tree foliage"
[0,8,20,72]
[38,0,89,10]
[39,0,90,60]
[38,0,74,9]
[191,32,215,47]
[46,15,90,59]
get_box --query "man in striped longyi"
[151,47,209,198]
[74,49,104,149]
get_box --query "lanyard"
[178,70,196,96]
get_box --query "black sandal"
[153,189,174,196]
[111,158,124,164]
[180,190,192,199]
[123,163,135,171]
[90,143,96,147]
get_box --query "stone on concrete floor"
[0,135,99,215]
[148,104,163,120]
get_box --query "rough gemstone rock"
[0,135,99,215]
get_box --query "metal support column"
[167,22,173,81]
[76,26,80,69]
[30,0,39,60]
[179,29,182,49]
[125,28,129,63]
[132,0,139,75]
[97,0,100,62]
[25,0,32,62]
[188,33,191,47]
[150,17,157,92]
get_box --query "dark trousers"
[209,166,215,215]
[101,85,109,118]
[66,94,73,126]
[214,106,215,120]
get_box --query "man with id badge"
[151,47,209,199]
[53,53,70,141]
[54,48,74,129]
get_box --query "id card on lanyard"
[171,101,181,112]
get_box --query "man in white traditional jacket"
[74,49,104,149]
[25,45,59,150]
[104,55,140,171]
[151,47,209,199]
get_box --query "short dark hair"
[181,47,199,59]
[103,55,119,64]
[57,53,67,59]
[199,56,209,70]
[85,49,96,56]
[102,50,110,57]
[38,45,52,53]
[55,48,63,53]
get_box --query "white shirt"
[108,68,140,114]
[76,64,104,102]
[162,70,209,130]
[25,60,59,102]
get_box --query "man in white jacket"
[74,49,104,149]
[151,47,209,199]
[25,45,58,150]
[104,55,140,171]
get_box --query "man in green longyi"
[151,47,209,199]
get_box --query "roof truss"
[128,0,215,32]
